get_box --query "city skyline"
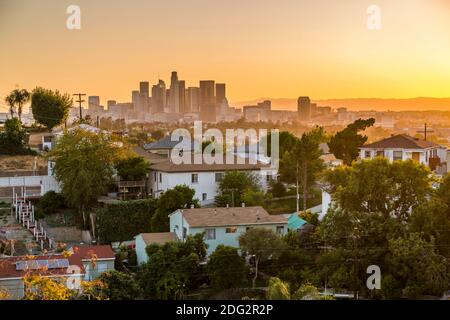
[1,0,450,113]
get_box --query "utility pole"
[224,188,238,207]
[73,93,86,121]
[417,123,434,141]
[351,219,360,300]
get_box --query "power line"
[72,93,86,120]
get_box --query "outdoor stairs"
[13,193,55,250]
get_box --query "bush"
[207,245,247,291]
[96,198,157,243]
[36,191,66,217]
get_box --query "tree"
[328,118,375,165]
[92,271,142,300]
[31,87,71,130]
[5,88,30,121]
[115,156,149,181]
[35,191,66,218]
[215,171,260,207]
[207,245,247,290]
[0,118,30,155]
[241,189,267,207]
[279,127,325,211]
[24,275,71,300]
[239,228,285,288]
[267,277,291,300]
[49,129,125,228]
[151,185,199,232]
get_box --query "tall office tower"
[187,87,200,113]
[178,80,186,114]
[88,96,101,112]
[165,89,171,112]
[151,80,166,113]
[200,80,216,122]
[138,81,150,115]
[215,83,226,105]
[132,90,140,112]
[107,100,116,111]
[297,96,311,121]
[169,71,180,113]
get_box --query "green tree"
[206,245,247,290]
[279,127,325,211]
[5,88,30,121]
[49,129,125,228]
[0,118,30,155]
[31,87,71,130]
[151,185,199,232]
[328,118,375,165]
[215,171,260,207]
[115,156,149,181]
[239,228,285,288]
[241,189,267,207]
[93,271,143,300]
[267,277,291,300]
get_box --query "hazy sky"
[1,0,450,111]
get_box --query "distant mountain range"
[232,98,450,112]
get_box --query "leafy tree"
[241,189,267,207]
[267,277,291,300]
[31,87,71,130]
[268,180,287,198]
[24,275,71,300]
[215,171,260,207]
[0,118,32,155]
[328,118,375,165]
[206,245,247,290]
[151,185,199,232]
[5,88,30,121]
[115,156,149,181]
[239,228,285,288]
[92,271,143,300]
[150,129,165,140]
[35,191,66,217]
[279,127,325,211]
[292,283,333,300]
[139,234,207,299]
[49,129,125,228]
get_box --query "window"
[191,173,198,183]
[154,172,157,181]
[266,174,272,182]
[226,227,237,233]
[276,226,285,235]
[97,262,108,273]
[205,229,216,240]
[182,227,187,239]
[365,151,371,158]
[393,151,403,161]
[376,150,384,158]
[202,193,207,201]
[159,173,162,183]
[215,172,223,182]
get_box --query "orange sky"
[1,0,450,112]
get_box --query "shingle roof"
[143,136,199,150]
[132,146,168,164]
[0,245,115,280]
[361,134,442,150]
[176,207,287,228]
[137,232,177,245]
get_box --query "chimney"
[241,203,245,208]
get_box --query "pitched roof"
[143,136,199,150]
[361,134,442,150]
[176,206,287,228]
[0,245,115,280]
[137,232,177,245]
[132,146,168,164]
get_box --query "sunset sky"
[1,0,450,112]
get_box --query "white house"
[148,157,277,206]
[168,206,288,254]
[135,232,177,265]
[359,134,447,172]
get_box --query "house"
[359,134,447,172]
[169,206,288,253]
[0,245,115,299]
[149,157,276,206]
[135,232,177,265]
[143,135,199,158]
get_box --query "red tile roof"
[0,245,115,280]
[361,134,442,150]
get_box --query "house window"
[182,227,187,239]
[215,173,223,182]
[266,174,272,182]
[226,227,237,233]
[205,229,216,240]
[365,151,371,159]
[276,226,285,235]
[159,173,162,183]
[393,151,403,161]
[192,173,198,183]
[376,150,384,157]
[202,193,207,201]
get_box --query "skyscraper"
[178,80,186,114]
[132,90,140,112]
[215,83,228,117]
[169,71,180,113]
[200,80,216,122]
[297,96,311,121]
[186,87,200,113]
[88,96,101,112]
[139,81,150,115]
[151,80,166,113]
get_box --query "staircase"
[12,193,55,250]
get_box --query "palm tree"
[4,89,30,122]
